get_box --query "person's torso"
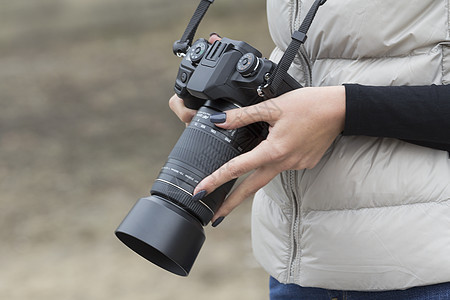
[252,0,450,291]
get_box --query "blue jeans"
[270,277,450,300]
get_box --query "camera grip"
[174,77,206,110]
[182,96,206,110]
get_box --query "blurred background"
[0,0,275,299]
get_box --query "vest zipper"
[287,169,300,280]
[285,1,304,282]
[292,0,313,87]
[293,0,301,29]
[299,47,312,87]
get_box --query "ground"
[0,1,276,299]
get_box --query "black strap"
[264,0,326,96]
[173,0,215,56]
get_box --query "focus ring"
[151,180,212,225]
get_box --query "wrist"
[312,85,346,133]
[332,85,346,132]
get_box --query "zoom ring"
[169,126,240,176]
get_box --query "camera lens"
[150,101,264,225]
[115,100,267,275]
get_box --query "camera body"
[176,37,269,109]
[115,37,301,276]
[175,37,300,109]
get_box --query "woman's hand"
[192,86,346,225]
[168,94,197,126]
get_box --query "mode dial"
[236,53,260,77]
[189,39,208,64]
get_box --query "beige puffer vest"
[251,0,450,291]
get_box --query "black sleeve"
[343,84,450,153]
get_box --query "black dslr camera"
[115,0,325,277]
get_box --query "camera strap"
[173,0,215,56]
[173,0,326,95]
[261,0,326,98]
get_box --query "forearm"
[343,84,450,152]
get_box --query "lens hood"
[115,196,205,276]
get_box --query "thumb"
[210,99,282,129]
[208,33,222,44]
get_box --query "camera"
[115,37,301,276]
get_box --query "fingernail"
[211,216,225,227]
[210,113,226,124]
[192,190,207,202]
[209,32,222,38]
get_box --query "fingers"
[194,140,275,195]
[169,94,197,124]
[212,99,283,129]
[211,166,279,222]
[208,33,222,44]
